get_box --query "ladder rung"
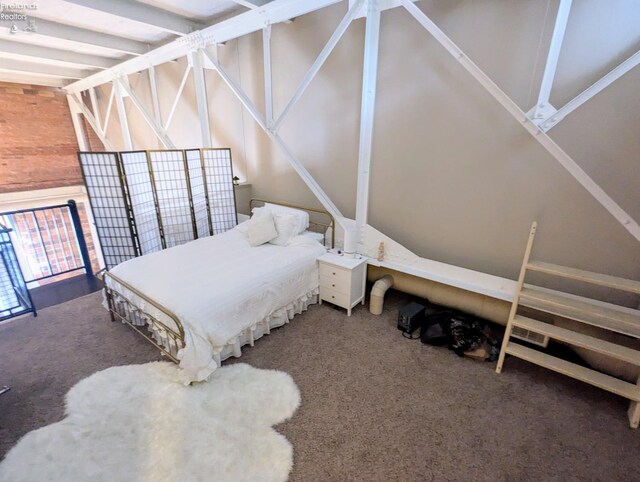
[527,261,640,294]
[505,342,640,402]
[519,286,640,339]
[512,315,640,366]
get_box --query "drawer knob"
[331,295,335,299]
[332,284,335,287]
[332,272,336,275]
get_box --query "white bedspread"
[106,228,326,383]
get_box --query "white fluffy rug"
[0,362,301,482]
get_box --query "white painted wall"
[92,0,640,305]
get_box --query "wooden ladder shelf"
[496,222,640,429]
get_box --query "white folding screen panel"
[78,152,137,269]
[185,149,213,238]
[79,149,237,268]
[120,151,163,255]
[147,150,197,248]
[201,149,237,234]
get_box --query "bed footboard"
[98,270,185,363]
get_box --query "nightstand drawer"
[320,271,350,292]
[320,287,350,308]
[319,264,350,289]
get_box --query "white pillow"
[269,212,301,246]
[301,230,325,244]
[264,203,309,234]
[244,209,278,247]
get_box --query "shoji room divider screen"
[78,149,237,270]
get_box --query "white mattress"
[106,228,326,383]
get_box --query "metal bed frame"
[100,199,334,364]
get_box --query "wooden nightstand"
[317,253,367,316]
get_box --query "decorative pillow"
[264,203,309,234]
[269,212,301,246]
[244,209,278,247]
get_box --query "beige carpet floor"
[1,290,639,481]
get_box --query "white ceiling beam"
[20,18,150,55]
[0,71,66,87]
[0,39,119,69]
[230,0,272,9]
[400,0,640,243]
[0,59,94,79]
[541,49,640,131]
[63,0,201,36]
[529,0,572,121]
[65,0,342,94]
[349,0,419,18]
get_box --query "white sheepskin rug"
[0,362,301,482]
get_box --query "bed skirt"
[103,287,318,381]
[212,289,318,365]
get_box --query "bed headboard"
[249,199,335,249]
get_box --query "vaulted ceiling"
[0,0,269,87]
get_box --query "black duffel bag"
[420,309,494,357]
[420,309,456,346]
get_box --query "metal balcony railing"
[0,224,35,321]
[0,200,93,287]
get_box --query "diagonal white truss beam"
[272,0,363,132]
[148,65,162,127]
[67,93,115,150]
[64,0,201,36]
[355,0,381,243]
[164,64,192,130]
[102,84,115,136]
[202,49,344,222]
[400,0,640,242]
[541,49,640,131]
[20,18,150,56]
[0,39,118,69]
[65,0,342,94]
[88,87,102,134]
[530,0,572,120]
[67,96,89,151]
[117,78,177,149]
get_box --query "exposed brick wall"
[0,82,82,193]
[0,81,102,278]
